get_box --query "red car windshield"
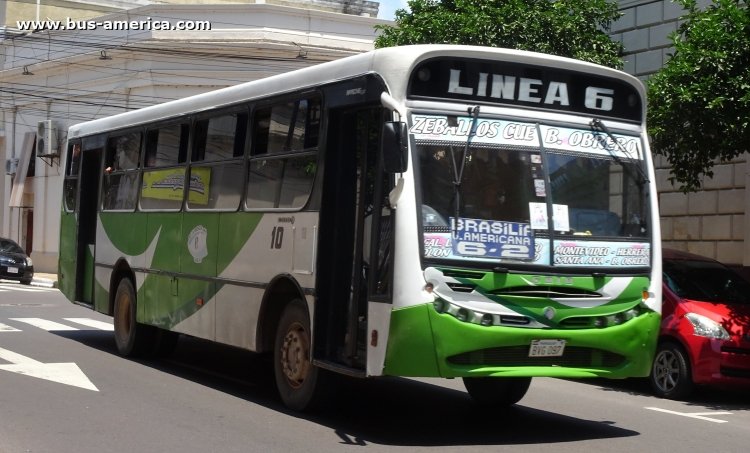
[664,259,750,305]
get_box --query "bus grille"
[447,346,625,368]
[560,317,596,328]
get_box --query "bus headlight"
[592,304,643,328]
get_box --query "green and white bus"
[59,44,661,410]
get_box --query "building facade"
[612,0,750,269]
[1,1,386,273]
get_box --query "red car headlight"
[685,312,730,340]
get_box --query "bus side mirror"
[382,121,408,173]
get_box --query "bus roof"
[68,44,644,138]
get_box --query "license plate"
[529,339,566,357]
[7,267,19,274]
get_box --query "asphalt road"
[1,281,748,453]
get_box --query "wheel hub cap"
[280,322,310,389]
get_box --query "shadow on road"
[57,330,641,447]
[572,377,750,412]
[312,376,638,447]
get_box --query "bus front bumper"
[383,303,660,380]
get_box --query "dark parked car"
[0,237,34,285]
[651,249,750,399]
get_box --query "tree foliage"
[374,0,624,69]
[647,0,750,192]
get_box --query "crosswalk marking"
[9,318,79,331]
[0,284,58,292]
[0,285,46,292]
[64,318,114,331]
[0,322,21,332]
[0,317,113,332]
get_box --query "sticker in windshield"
[450,217,534,259]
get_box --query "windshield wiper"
[590,118,649,185]
[450,106,480,224]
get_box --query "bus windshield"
[416,115,650,268]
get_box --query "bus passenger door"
[75,137,104,305]
[316,106,393,372]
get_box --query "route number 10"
[271,226,284,249]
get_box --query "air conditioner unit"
[5,158,19,175]
[37,120,59,157]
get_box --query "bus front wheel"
[462,376,531,406]
[273,299,329,411]
[113,278,155,357]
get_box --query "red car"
[651,249,750,399]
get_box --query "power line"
[0,87,136,110]
[7,40,321,76]
[0,6,376,124]
[1,80,182,104]
[5,5,379,68]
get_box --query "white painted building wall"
[0,2,387,273]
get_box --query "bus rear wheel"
[462,376,531,406]
[273,299,329,411]
[113,278,155,357]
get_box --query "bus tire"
[273,299,329,411]
[650,341,694,400]
[462,376,531,406]
[113,277,155,357]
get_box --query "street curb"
[31,279,57,288]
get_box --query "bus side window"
[103,132,141,211]
[193,113,248,162]
[67,142,81,176]
[63,141,81,212]
[141,123,189,211]
[252,108,271,156]
[144,130,158,167]
[248,105,280,208]
[302,98,321,149]
[105,132,141,172]
[187,112,247,211]
[192,120,209,162]
[247,98,318,210]
[269,102,296,152]
[144,124,189,167]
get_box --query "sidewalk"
[32,272,58,288]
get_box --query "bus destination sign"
[450,217,534,260]
[408,58,642,122]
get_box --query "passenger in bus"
[106,136,140,174]
[71,143,81,172]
